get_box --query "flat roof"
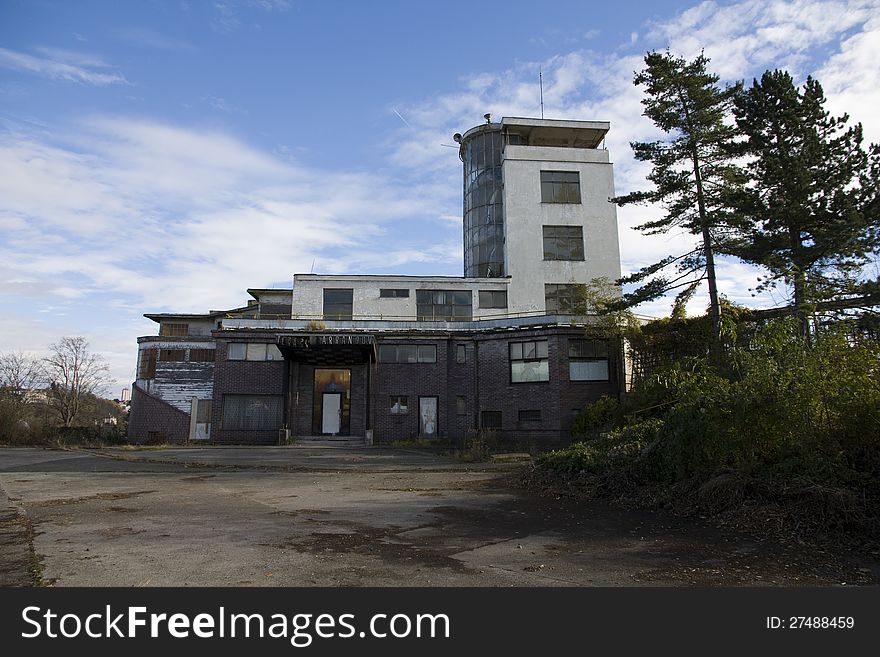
[502,116,609,149]
[293,274,510,284]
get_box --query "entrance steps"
[292,435,366,448]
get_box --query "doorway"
[419,396,438,437]
[322,393,341,434]
[312,368,351,435]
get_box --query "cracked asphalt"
[0,446,869,587]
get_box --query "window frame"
[509,339,550,384]
[568,339,611,382]
[540,170,581,204]
[158,348,186,362]
[518,409,542,422]
[389,395,409,414]
[415,289,472,321]
[542,225,585,261]
[545,283,588,315]
[221,394,284,431]
[478,290,508,309]
[379,288,410,298]
[377,344,437,364]
[322,288,354,321]
[159,323,189,337]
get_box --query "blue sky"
[2,0,879,393]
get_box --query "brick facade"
[129,382,191,444]
[131,325,621,447]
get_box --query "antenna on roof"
[539,67,544,119]
[310,258,315,274]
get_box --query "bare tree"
[0,351,45,405]
[44,337,111,427]
[0,352,46,435]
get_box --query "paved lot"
[0,446,871,587]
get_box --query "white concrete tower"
[457,117,622,316]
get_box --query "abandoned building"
[128,116,623,445]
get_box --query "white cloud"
[0,47,128,86]
[388,0,879,321]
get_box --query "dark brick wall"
[128,382,190,443]
[133,326,622,447]
[371,339,449,443]
[287,362,368,437]
[211,337,286,444]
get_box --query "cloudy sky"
[1,0,878,393]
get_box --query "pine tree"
[730,70,880,339]
[614,51,743,342]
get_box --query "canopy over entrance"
[277,333,376,366]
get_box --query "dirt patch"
[31,490,156,507]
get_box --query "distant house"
[128,117,623,446]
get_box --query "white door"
[322,393,341,434]
[419,397,438,437]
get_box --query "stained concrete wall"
[502,144,622,314]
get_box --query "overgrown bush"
[530,318,880,540]
[570,395,619,439]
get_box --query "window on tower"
[540,170,581,203]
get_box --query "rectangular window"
[159,348,186,362]
[378,344,437,363]
[228,343,283,361]
[510,340,549,383]
[456,344,466,364]
[138,349,157,379]
[246,343,267,361]
[478,290,508,309]
[543,225,585,261]
[481,410,502,429]
[416,289,472,321]
[568,339,611,381]
[545,283,587,314]
[323,288,353,320]
[159,323,189,337]
[518,409,541,422]
[188,348,215,362]
[390,396,409,414]
[379,288,410,298]
[222,395,283,430]
[456,396,467,415]
[540,170,581,203]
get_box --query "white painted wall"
[291,275,511,321]
[501,145,621,313]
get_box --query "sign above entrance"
[278,334,375,349]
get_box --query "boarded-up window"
[189,348,216,362]
[160,323,189,337]
[456,396,467,415]
[159,349,186,362]
[138,349,157,379]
